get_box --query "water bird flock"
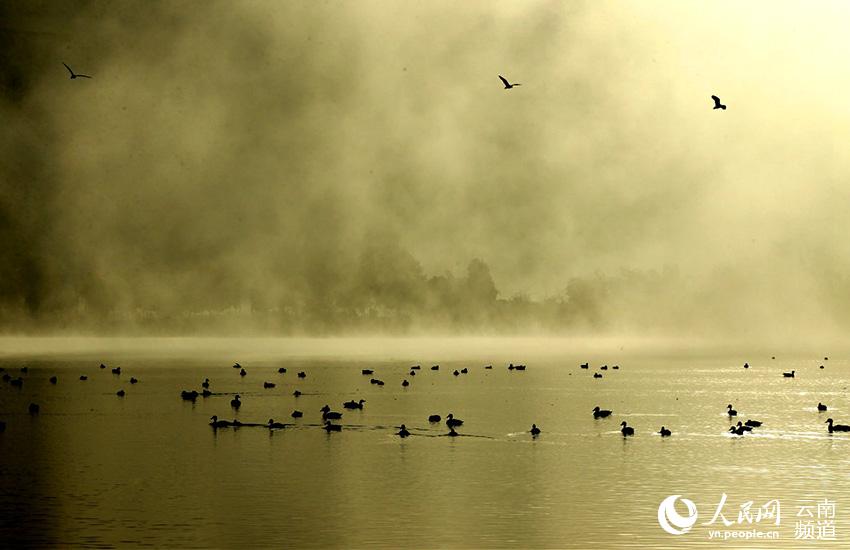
[0,356,845,442]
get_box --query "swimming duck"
[232,363,241,369]
[729,425,746,436]
[620,421,634,436]
[100,363,107,369]
[744,419,762,427]
[446,414,464,428]
[726,404,737,417]
[293,390,302,397]
[402,380,410,387]
[267,418,287,429]
[278,368,287,374]
[231,395,241,409]
[735,421,753,432]
[361,369,374,375]
[453,370,460,376]
[600,365,608,370]
[530,424,541,436]
[239,368,247,377]
[116,389,125,397]
[593,373,603,378]
[818,402,828,411]
[580,363,589,369]
[409,370,416,376]
[320,405,342,420]
[263,381,276,388]
[79,375,88,381]
[181,390,199,401]
[397,424,411,437]
[431,365,439,371]
[129,377,138,384]
[111,367,121,374]
[209,415,230,428]
[297,371,306,378]
[484,365,493,369]
[411,365,421,370]
[460,368,468,374]
[343,399,365,410]
[202,378,210,388]
[783,370,795,378]
[592,406,612,419]
[659,426,672,437]
[291,410,303,418]
[826,418,850,433]
[428,414,441,423]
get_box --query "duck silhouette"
[291,410,303,418]
[267,419,287,429]
[727,404,737,417]
[343,399,365,410]
[592,406,612,419]
[278,367,287,374]
[397,424,411,437]
[729,425,746,436]
[116,389,125,397]
[231,395,241,409]
[446,413,463,428]
[826,418,850,433]
[210,415,231,428]
[530,424,541,436]
[263,381,276,388]
[818,402,828,412]
[428,414,441,423]
[202,378,210,388]
[659,426,672,437]
[620,421,634,436]
[735,421,753,432]
[744,419,762,427]
[783,370,795,378]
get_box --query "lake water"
[1,337,849,548]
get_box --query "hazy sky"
[3,1,850,334]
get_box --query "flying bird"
[498,75,521,89]
[63,62,92,79]
[711,95,726,110]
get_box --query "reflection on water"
[1,339,850,548]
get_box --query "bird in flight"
[63,62,92,79]
[711,95,726,110]
[499,75,521,89]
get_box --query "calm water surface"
[1,338,849,548]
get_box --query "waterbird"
[711,95,726,110]
[498,75,521,89]
[446,413,463,428]
[343,399,365,409]
[130,377,138,384]
[620,421,634,436]
[361,369,374,375]
[729,425,746,436]
[530,424,541,436]
[460,368,468,374]
[409,370,416,376]
[826,418,850,433]
[612,365,620,370]
[514,365,526,371]
[63,62,91,79]
[20,366,28,373]
[428,414,441,423]
[727,404,737,417]
[79,375,87,381]
[744,419,762,427]
[659,426,672,437]
[28,403,39,415]
[323,420,342,432]
[202,378,210,388]
[210,415,231,428]
[49,376,57,384]
[453,370,460,376]
[116,389,125,397]
[291,410,303,418]
[202,389,212,397]
[431,365,439,371]
[743,362,749,369]
[231,394,241,409]
[321,405,342,420]
[580,363,589,369]
[485,365,493,369]
[112,367,121,374]
[278,368,287,374]
[411,365,421,370]
[820,365,825,369]
[240,368,247,377]
[600,365,608,370]
[818,402,828,412]
[263,381,276,388]
[267,419,287,429]
[592,406,612,419]
[232,363,241,369]
[735,421,753,432]
[181,390,199,401]
[297,371,306,378]
[593,373,603,379]
[293,390,301,397]
[100,363,106,369]
[397,424,411,437]
[402,380,410,387]
[783,370,795,378]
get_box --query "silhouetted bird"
[263,381,276,388]
[446,413,464,428]
[291,410,303,418]
[592,406,612,419]
[343,399,365,409]
[499,75,521,89]
[409,370,416,376]
[278,368,287,373]
[593,373,602,378]
[232,363,241,369]
[79,375,87,381]
[743,362,749,369]
[727,404,737,417]
[361,369,374,375]
[202,378,210,388]
[431,365,439,370]
[397,424,411,437]
[411,365,421,370]
[729,425,746,436]
[735,421,753,432]
[744,419,762,427]
[402,379,410,387]
[783,370,795,378]
[826,418,850,433]
[428,414,441,423]
[818,402,828,412]
[297,371,306,378]
[484,365,493,369]
[580,363,589,369]
[112,367,121,374]
[129,377,138,384]
[181,390,199,401]
[116,389,125,397]
[620,421,634,436]
[49,376,57,384]
[63,62,91,79]
[210,415,230,428]
[453,370,460,376]
[659,426,672,437]
[100,363,107,369]
[268,419,286,429]
[711,95,726,110]
[240,368,247,377]
[231,395,241,409]
[321,405,342,420]
[600,365,608,370]
[293,390,301,397]
[530,424,541,436]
